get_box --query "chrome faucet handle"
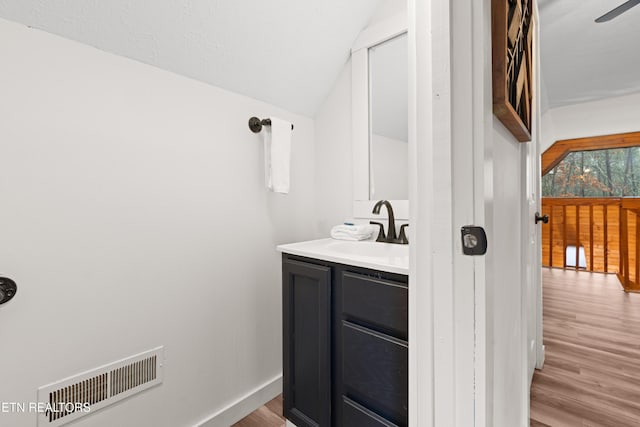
[399,224,409,245]
[369,221,387,242]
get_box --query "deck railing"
[541,197,640,291]
[619,200,640,290]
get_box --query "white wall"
[541,91,640,152]
[313,61,354,235]
[0,17,318,427]
[370,0,408,24]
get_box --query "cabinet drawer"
[341,272,408,340]
[342,396,398,427]
[342,322,408,426]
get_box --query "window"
[542,147,640,197]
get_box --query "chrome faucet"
[370,200,409,244]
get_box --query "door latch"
[534,212,549,224]
[0,277,17,305]
[461,226,488,255]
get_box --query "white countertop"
[277,238,409,275]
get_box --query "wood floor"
[232,395,285,427]
[530,268,640,426]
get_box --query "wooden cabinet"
[282,254,408,427]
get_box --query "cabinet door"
[283,258,332,427]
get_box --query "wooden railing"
[619,200,640,291]
[541,198,640,292]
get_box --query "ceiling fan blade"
[595,0,640,22]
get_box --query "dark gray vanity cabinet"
[282,254,408,427]
[283,257,332,427]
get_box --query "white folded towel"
[264,117,292,194]
[330,224,376,241]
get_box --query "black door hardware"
[0,277,17,305]
[461,226,488,255]
[535,212,549,224]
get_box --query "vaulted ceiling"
[3,1,637,116]
[539,0,640,109]
[0,0,386,116]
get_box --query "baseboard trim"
[194,374,282,427]
[535,345,545,370]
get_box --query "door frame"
[409,0,542,425]
[408,0,484,425]
[533,4,545,372]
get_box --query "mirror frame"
[351,11,409,219]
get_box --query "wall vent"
[37,346,164,427]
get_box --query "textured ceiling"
[0,0,385,116]
[539,0,640,108]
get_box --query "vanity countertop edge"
[277,238,409,275]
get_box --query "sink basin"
[277,238,409,275]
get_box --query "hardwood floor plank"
[232,396,285,427]
[531,268,640,426]
[264,395,283,419]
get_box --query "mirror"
[369,33,408,201]
[351,11,408,219]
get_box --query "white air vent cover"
[37,346,164,427]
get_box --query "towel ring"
[249,117,294,133]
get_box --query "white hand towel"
[330,224,376,241]
[264,117,292,194]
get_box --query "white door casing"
[410,0,542,424]
[523,4,544,386]
[534,5,545,372]
[409,0,487,425]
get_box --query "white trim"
[430,0,456,423]
[408,0,435,425]
[520,143,533,423]
[537,345,546,369]
[352,13,409,215]
[471,0,492,425]
[352,47,370,202]
[351,10,408,53]
[450,0,482,425]
[533,2,545,372]
[519,7,541,416]
[195,375,282,427]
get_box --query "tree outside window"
[542,147,640,197]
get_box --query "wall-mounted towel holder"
[248,117,294,133]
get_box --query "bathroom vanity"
[278,239,409,427]
[278,7,411,425]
